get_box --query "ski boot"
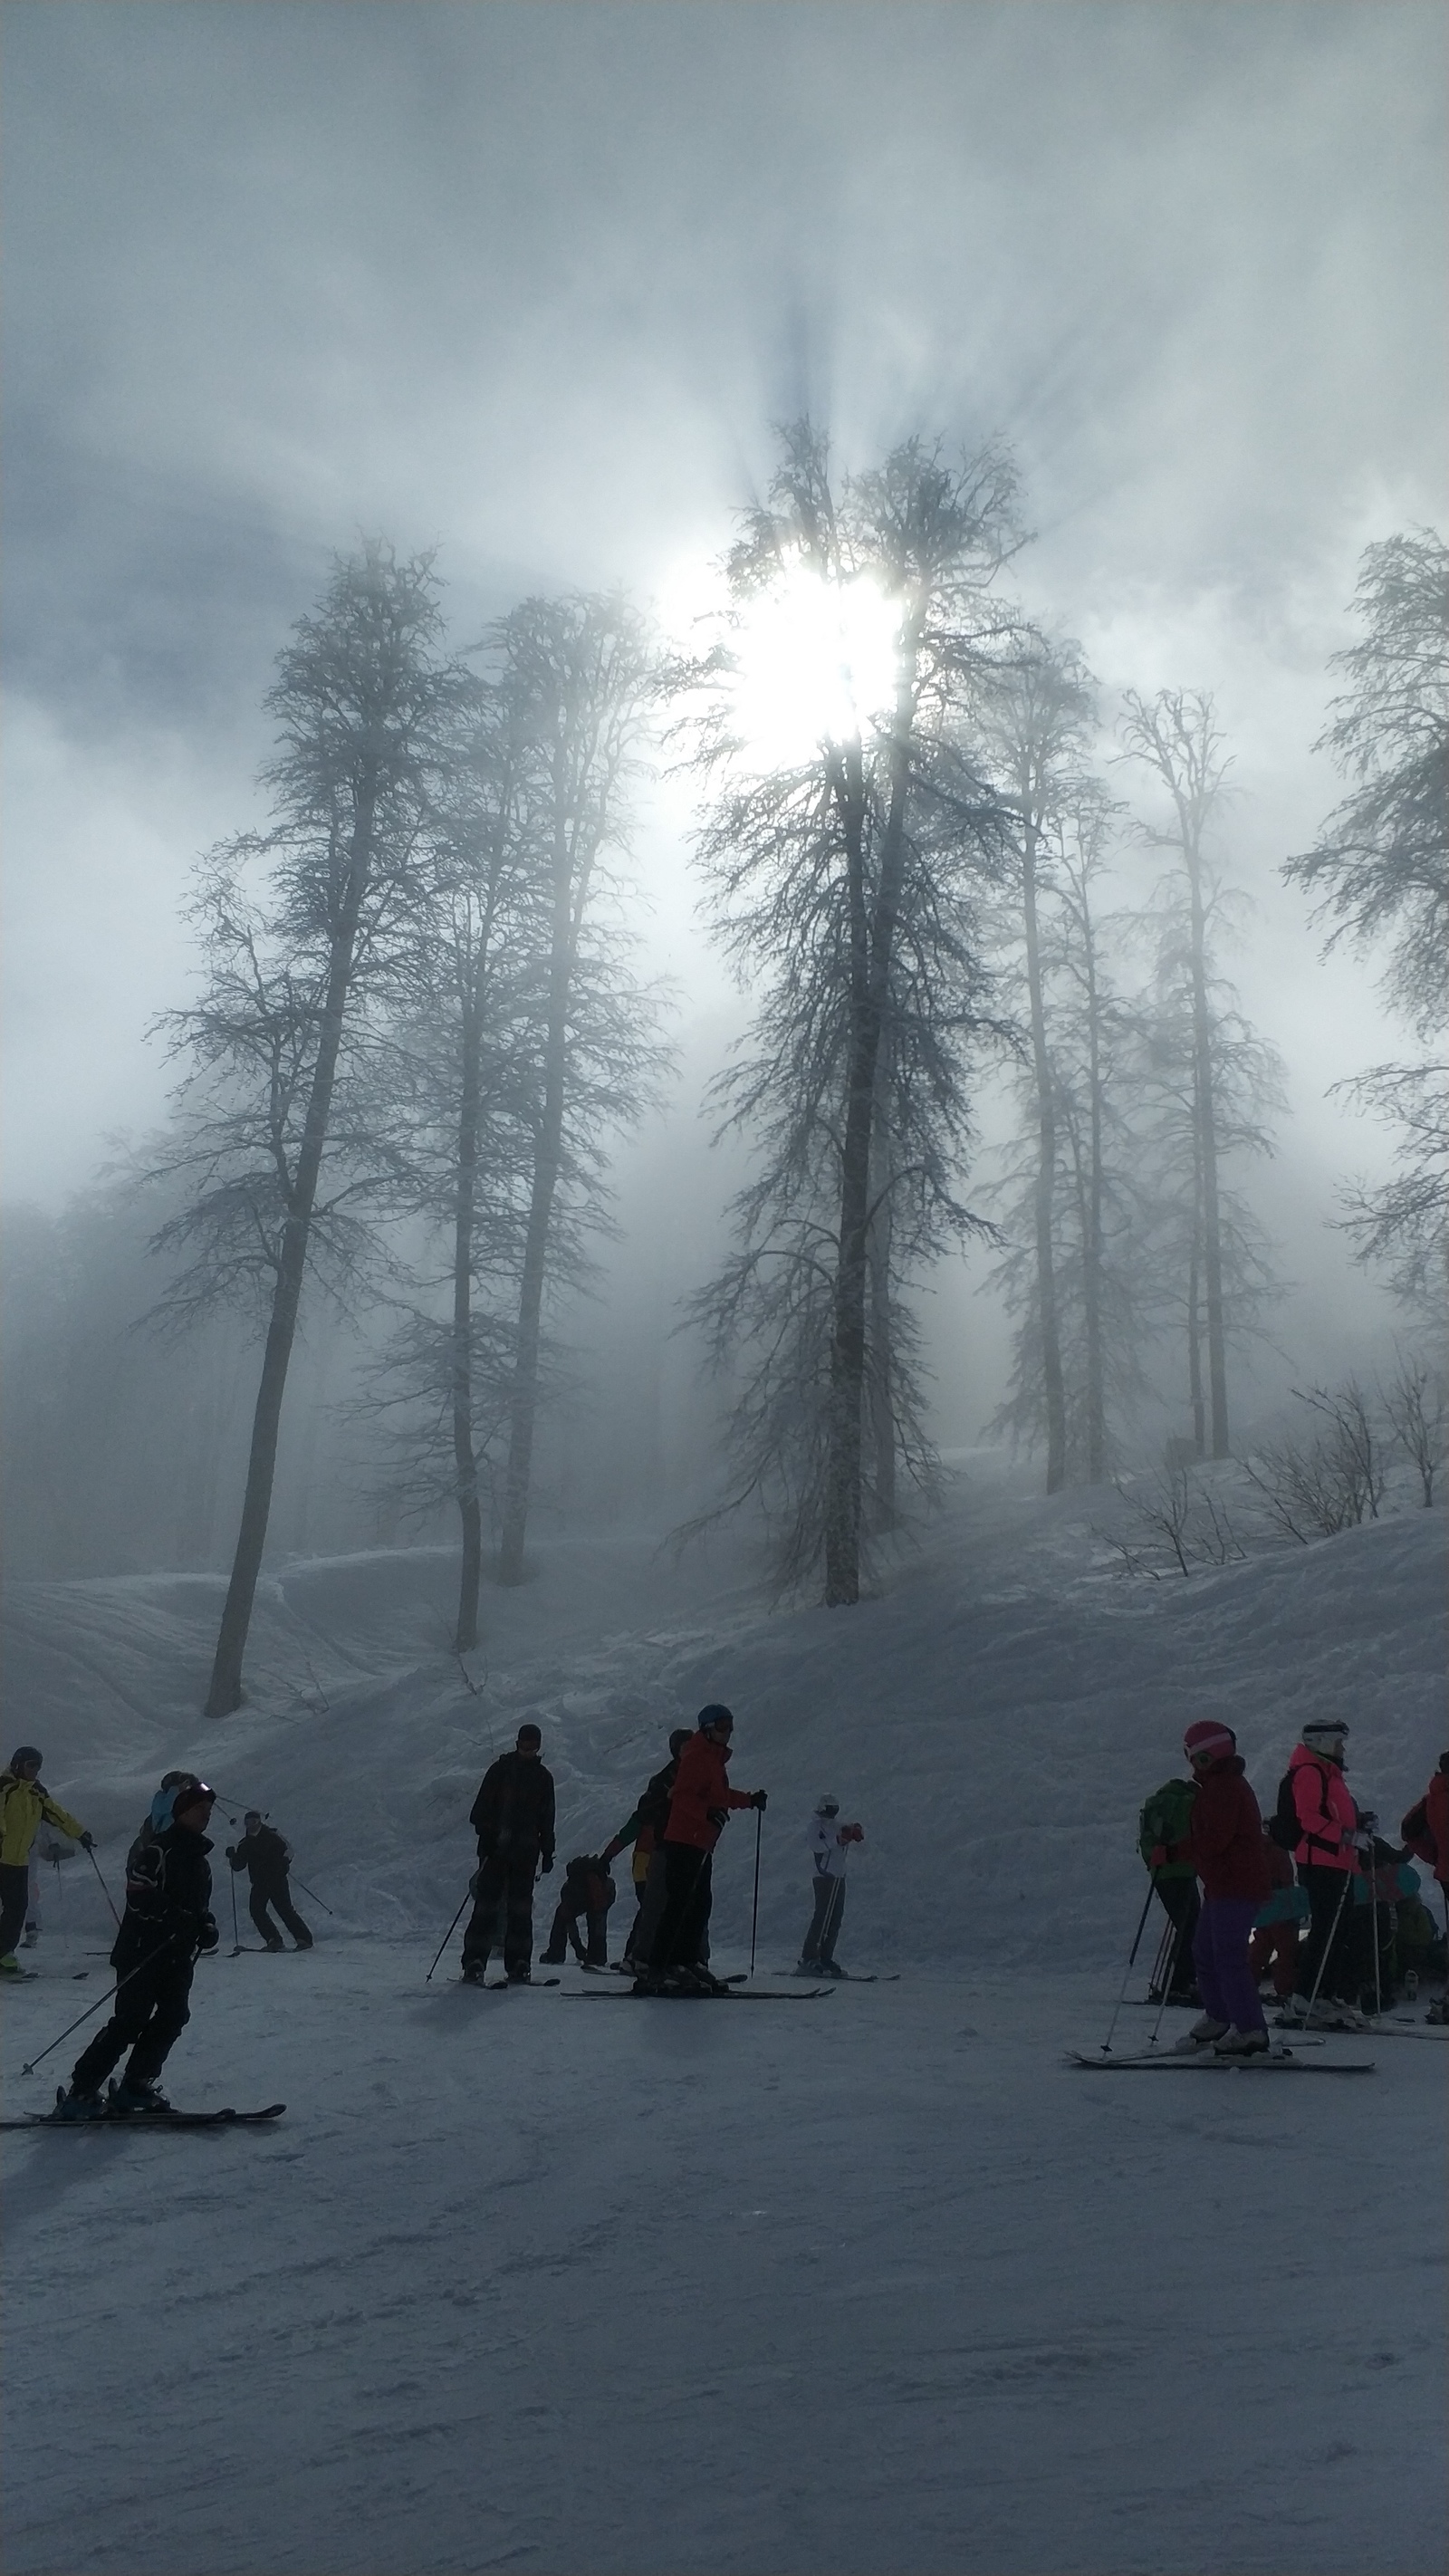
[1213,2026,1270,2057]
[0,1953,36,1979]
[459,1957,488,1985]
[1173,2014,1229,2052]
[794,1958,821,1977]
[264,1938,284,1954]
[818,1959,847,1978]
[506,1966,532,1985]
[53,2084,105,2121]
[109,2076,173,2116]
[1426,1997,1447,2025]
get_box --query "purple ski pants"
[1192,1896,1268,2035]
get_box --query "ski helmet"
[668,1728,691,1756]
[696,1703,734,1735]
[170,1780,216,1819]
[8,1746,43,1773]
[1184,1720,1235,1764]
[815,1795,840,1817]
[1302,1719,1348,1742]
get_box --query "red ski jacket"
[1180,1757,1273,1902]
[664,1733,756,1853]
[1403,1765,1449,1887]
[1289,1745,1358,1873]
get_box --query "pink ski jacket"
[1289,1745,1358,1873]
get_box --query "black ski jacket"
[227,1824,293,1889]
[471,1754,555,1867]
[113,1825,217,1971]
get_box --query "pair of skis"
[1069,2045,1373,2077]
[2,2093,286,2133]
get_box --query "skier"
[1170,1720,1273,2056]
[226,1812,313,1951]
[58,1778,220,2117]
[461,1721,555,1985]
[1137,1772,1201,2004]
[1247,1827,1308,2004]
[798,1796,863,1976]
[637,1705,766,1994]
[1278,1718,1367,2023]
[0,1748,94,1978]
[600,1728,692,1974]
[1400,1756,1449,2019]
[540,1855,616,1967]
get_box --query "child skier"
[1247,1828,1307,2003]
[1137,1773,1200,2004]
[600,1729,691,1974]
[59,1778,220,2117]
[798,1796,864,1975]
[1279,1718,1367,2021]
[540,1855,616,1967]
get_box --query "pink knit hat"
[1184,1720,1236,1764]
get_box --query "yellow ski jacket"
[0,1772,86,1868]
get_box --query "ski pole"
[229,1863,242,1958]
[287,1873,334,1917]
[1148,1899,1194,2052]
[750,1808,763,1980]
[20,1936,178,2078]
[1302,1868,1355,2022]
[426,1888,473,1984]
[1147,1914,1174,2002]
[1099,1879,1157,2053]
[84,1843,121,1929]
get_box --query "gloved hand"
[225,1846,237,1863]
[845,1821,864,1842]
[1349,1829,1373,1852]
[79,1831,96,1851]
[751,1790,768,1812]
[197,1917,219,1954]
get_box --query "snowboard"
[2,2098,287,2132]
[1067,2049,1372,2076]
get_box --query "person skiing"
[637,1705,765,1994]
[798,1796,863,1976]
[1279,1718,1366,2022]
[58,1777,220,2117]
[540,1855,616,1967]
[226,1812,313,1951]
[1247,1826,1307,2004]
[1137,1772,1201,2004]
[0,1748,93,1978]
[461,1721,555,1985]
[1400,1755,1449,2020]
[600,1728,691,1975]
[1170,1720,1273,2055]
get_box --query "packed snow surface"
[3,1462,1445,2574]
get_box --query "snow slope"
[3,1463,1445,2576]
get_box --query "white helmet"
[815,1794,840,1817]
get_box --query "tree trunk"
[205,799,373,1717]
[1186,862,1230,1456]
[1186,1149,1205,1460]
[498,821,575,1587]
[866,1124,897,1533]
[451,996,484,1651]
[1021,783,1066,1492]
[1080,899,1107,1485]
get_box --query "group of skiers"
[1140,1720,1449,2056]
[457,1706,864,1993]
[0,1753,313,2119]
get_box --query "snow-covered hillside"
[4,1459,1443,1969]
[3,1462,1444,2576]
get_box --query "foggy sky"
[4,0,1444,1226]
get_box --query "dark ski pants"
[802,1875,845,1964]
[624,1847,709,1966]
[463,1853,538,1978]
[650,1843,714,1971]
[1152,1877,1201,1997]
[1297,1866,1356,2002]
[1192,1896,1267,2035]
[0,1861,30,1957]
[249,1880,312,1949]
[541,1903,609,1966]
[72,1945,196,2094]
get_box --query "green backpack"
[1138,1778,1197,1876]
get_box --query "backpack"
[1267,1772,1301,1852]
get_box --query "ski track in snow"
[2,1468,1445,2574]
